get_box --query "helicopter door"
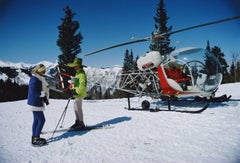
[157,64,183,94]
[163,60,192,91]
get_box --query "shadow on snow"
[47,116,132,144]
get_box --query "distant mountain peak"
[0,60,122,98]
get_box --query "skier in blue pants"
[32,111,45,138]
[27,64,49,147]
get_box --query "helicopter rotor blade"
[84,37,151,56]
[168,15,240,35]
[83,15,240,57]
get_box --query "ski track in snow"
[0,83,240,163]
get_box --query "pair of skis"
[37,125,113,146]
[43,124,114,135]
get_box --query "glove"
[42,96,49,105]
[71,90,78,96]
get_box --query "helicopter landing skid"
[126,103,209,114]
[195,94,231,103]
[150,103,209,113]
[126,97,209,114]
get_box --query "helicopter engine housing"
[137,51,162,71]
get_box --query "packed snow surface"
[0,83,240,163]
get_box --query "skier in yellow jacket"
[67,57,87,130]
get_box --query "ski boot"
[32,136,47,147]
[70,120,85,130]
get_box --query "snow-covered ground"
[0,83,240,163]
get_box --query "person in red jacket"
[27,64,49,147]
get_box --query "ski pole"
[50,97,71,139]
[60,92,74,128]
[59,103,68,128]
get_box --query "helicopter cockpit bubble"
[137,51,162,71]
[168,47,222,93]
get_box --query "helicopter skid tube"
[126,103,209,114]
[125,97,209,114]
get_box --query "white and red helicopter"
[117,47,230,112]
[56,16,240,113]
[120,47,223,99]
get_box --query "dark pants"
[32,111,45,137]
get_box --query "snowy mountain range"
[0,60,122,98]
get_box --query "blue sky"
[0,0,240,67]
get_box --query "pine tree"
[230,61,236,82]
[210,46,229,83]
[205,41,230,83]
[237,61,240,82]
[230,52,240,82]
[115,49,137,98]
[129,50,134,71]
[57,6,83,76]
[122,49,135,72]
[205,40,218,75]
[134,55,139,71]
[206,40,211,52]
[150,0,175,56]
[56,6,83,92]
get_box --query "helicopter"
[55,16,240,112]
[116,47,228,112]
[119,47,223,98]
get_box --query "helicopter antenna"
[83,15,240,56]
